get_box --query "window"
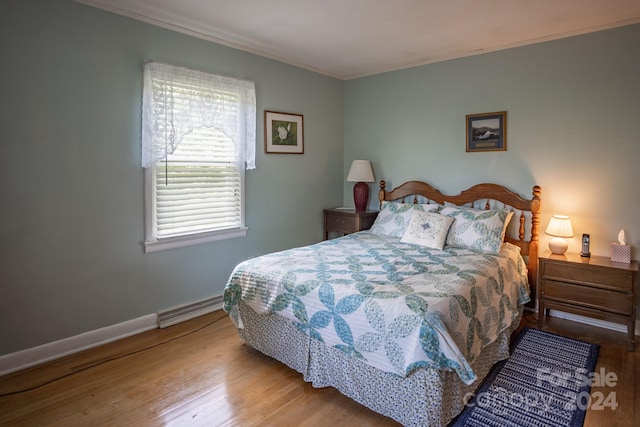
[142,62,255,253]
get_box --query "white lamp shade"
[545,215,574,238]
[346,160,375,182]
[545,214,573,255]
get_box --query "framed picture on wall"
[264,110,304,154]
[466,111,507,152]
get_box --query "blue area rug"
[450,327,600,427]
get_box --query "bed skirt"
[237,301,523,426]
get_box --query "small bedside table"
[537,251,638,351]
[323,208,378,240]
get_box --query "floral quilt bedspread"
[223,231,529,384]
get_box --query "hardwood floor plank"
[0,310,636,426]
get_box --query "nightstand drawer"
[325,215,357,233]
[544,262,632,291]
[323,209,378,240]
[542,280,633,315]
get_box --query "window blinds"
[153,128,241,237]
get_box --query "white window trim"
[144,227,248,253]
[143,166,248,253]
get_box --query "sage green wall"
[0,0,343,355]
[344,24,640,260]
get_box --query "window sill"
[144,227,248,253]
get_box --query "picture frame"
[264,110,304,154]
[466,111,507,152]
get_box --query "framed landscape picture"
[264,110,304,154]
[466,111,507,152]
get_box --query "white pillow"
[440,205,511,253]
[401,210,454,250]
[370,201,441,238]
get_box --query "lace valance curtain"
[141,61,256,169]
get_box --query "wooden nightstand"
[323,208,378,240]
[537,252,638,351]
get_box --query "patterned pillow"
[370,201,441,238]
[443,202,515,242]
[400,210,454,250]
[440,205,511,253]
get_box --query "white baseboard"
[0,295,225,377]
[547,310,640,336]
[0,314,157,377]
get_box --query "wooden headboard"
[378,180,541,303]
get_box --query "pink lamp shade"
[346,160,375,212]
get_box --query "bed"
[223,180,541,426]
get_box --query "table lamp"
[346,160,375,212]
[545,214,573,255]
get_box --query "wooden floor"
[0,310,637,426]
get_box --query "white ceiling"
[76,0,640,80]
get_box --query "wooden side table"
[537,251,638,351]
[323,208,378,240]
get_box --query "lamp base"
[353,182,369,212]
[549,237,568,255]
